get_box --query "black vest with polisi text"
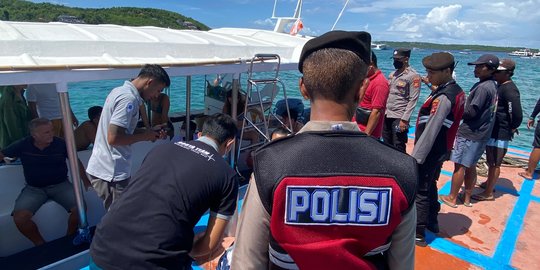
[253,130,417,270]
[415,81,465,160]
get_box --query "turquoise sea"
[67,49,540,149]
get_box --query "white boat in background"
[508,48,533,57]
[371,43,388,50]
[532,52,540,58]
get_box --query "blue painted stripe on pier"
[531,196,540,203]
[426,232,515,269]
[493,179,534,265]
[506,151,530,158]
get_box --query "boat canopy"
[0,21,310,85]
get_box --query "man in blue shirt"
[0,118,90,246]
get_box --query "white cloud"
[254,18,276,27]
[385,4,510,45]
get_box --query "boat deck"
[193,138,539,270]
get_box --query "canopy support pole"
[56,82,90,245]
[185,76,192,140]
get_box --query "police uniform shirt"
[90,139,238,270]
[411,95,452,164]
[385,67,421,121]
[86,81,143,181]
[231,121,416,270]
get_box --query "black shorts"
[486,146,508,167]
[534,122,540,148]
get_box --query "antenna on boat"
[331,0,350,30]
[272,0,303,33]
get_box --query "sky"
[29,0,540,48]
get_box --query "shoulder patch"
[126,102,134,113]
[430,99,440,115]
[413,77,421,88]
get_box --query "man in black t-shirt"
[0,118,90,246]
[475,59,522,201]
[90,113,239,270]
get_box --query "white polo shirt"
[26,84,63,120]
[86,81,143,182]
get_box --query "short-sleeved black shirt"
[458,79,498,141]
[90,140,238,270]
[1,136,68,187]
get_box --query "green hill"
[0,0,210,30]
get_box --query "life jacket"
[253,131,417,270]
[415,81,465,159]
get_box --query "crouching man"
[90,113,239,270]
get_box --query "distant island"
[0,0,535,53]
[0,0,209,30]
[375,41,537,53]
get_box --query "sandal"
[471,193,495,201]
[518,171,534,180]
[477,181,495,192]
[438,195,458,208]
[457,193,472,207]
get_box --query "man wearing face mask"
[383,48,421,152]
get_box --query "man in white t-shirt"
[26,84,79,137]
[86,64,170,210]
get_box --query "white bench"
[0,139,169,257]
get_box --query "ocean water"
[67,49,540,149]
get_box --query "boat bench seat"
[0,140,168,257]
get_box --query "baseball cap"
[298,30,371,73]
[392,48,411,59]
[467,54,499,69]
[497,58,516,71]
[422,52,454,70]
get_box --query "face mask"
[393,60,404,70]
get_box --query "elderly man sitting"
[0,118,90,246]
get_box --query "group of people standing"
[353,46,533,247]
[2,29,540,270]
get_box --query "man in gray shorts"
[440,54,499,208]
[0,118,90,246]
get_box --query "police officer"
[384,48,422,152]
[412,52,465,246]
[232,31,417,270]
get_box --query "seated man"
[74,106,102,151]
[0,118,90,246]
[90,113,239,270]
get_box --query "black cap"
[497,58,516,71]
[392,48,411,59]
[422,52,455,70]
[467,54,499,69]
[298,30,371,73]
